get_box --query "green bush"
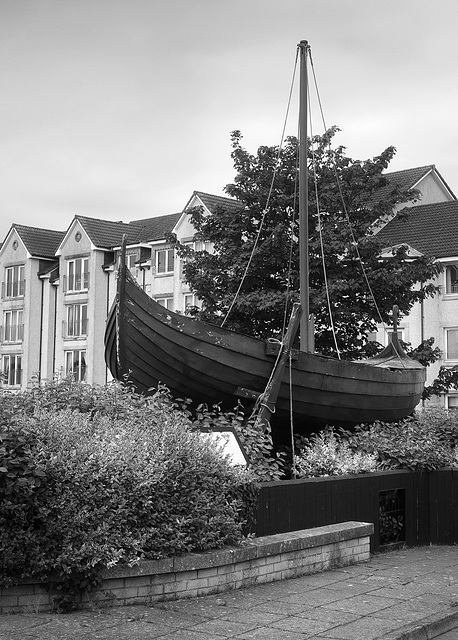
[0,426,48,586]
[295,428,379,477]
[294,409,458,477]
[0,382,257,600]
[346,409,457,471]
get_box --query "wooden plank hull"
[104,272,426,431]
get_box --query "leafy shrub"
[0,382,257,600]
[346,409,456,471]
[0,426,48,586]
[295,428,379,477]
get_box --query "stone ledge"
[102,521,373,580]
[0,521,374,614]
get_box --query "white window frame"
[67,258,89,292]
[445,328,458,362]
[445,264,458,296]
[194,240,214,253]
[3,309,23,342]
[156,297,174,310]
[385,327,405,346]
[446,395,458,411]
[2,354,22,386]
[4,265,25,298]
[183,293,200,313]
[156,249,174,275]
[65,350,87,382]
[66,303,88,338]
[127,253,137,275]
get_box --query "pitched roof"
[76,216,145,249]
[12,224,65,258]
[130,212,182,242]
[376,200,458,259]
[385,165,435,190]
[185,190,242,214]
[377,165,456,202]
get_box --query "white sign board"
[200,428,248,466]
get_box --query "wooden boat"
[104,41,425,433]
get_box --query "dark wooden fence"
[255,469,458,552]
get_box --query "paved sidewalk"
[2,546,458,640]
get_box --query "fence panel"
[255,470,443,552]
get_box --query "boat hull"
[104,272,426,432]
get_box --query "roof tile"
[376,200,458,259]
[76,216,144,248]
[130,213,181,242]
[12,224,65,258]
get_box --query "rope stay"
[221,49,300,329]
[307,81,341,359]
[308,50,404,362]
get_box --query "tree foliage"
[173,129,442,358]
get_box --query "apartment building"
[1,173,457,411]
[0,191,238,388]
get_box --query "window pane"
[3,356,9,383]
[5,312,11,341]
[67,306,74,335]
[80,351,87,381]
[83,259,89,288]
[446,330,458,359]
[17,311,23,341]
[68,262,74,290]
[157,251,166,273]
[446,266,458,294]
[13,267,19,297]
[6,269,12,296]
[167,250,174,272]
[82,305,88,334]
[15,356,22,385]
[75,259,82,290]
[65,351,73,376]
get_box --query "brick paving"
[2,546,458,639]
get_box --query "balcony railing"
[1,280,26,299]
[63,273,90,293]
[62,320,88,338]
[0,325,24,343]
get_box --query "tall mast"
[298,40,312,352]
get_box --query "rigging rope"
[308,50,404,361]
[221,49,300,329]
[307,88,341,358]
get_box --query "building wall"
[38,276,58,384]
[0,231,55,389]
[413,172,455,205]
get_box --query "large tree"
[173,129,442,359]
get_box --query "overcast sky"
[1,0,457,242]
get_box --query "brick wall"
[0,521,373,614]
